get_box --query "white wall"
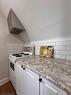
[0,0,71,42]
[0,12,24,81]
[0,0,71,81]
[0,13,8,80]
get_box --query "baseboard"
[0,77,9,86]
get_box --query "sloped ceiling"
[0,0,71,41]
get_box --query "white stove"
[9,46,35,89]
[9,52,32,89]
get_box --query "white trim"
[0,77,9,86]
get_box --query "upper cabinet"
[7,9,25,34]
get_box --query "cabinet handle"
[23,67,25,70]
[39,78,42,82]
[21,66,23,68]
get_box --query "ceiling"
[0,0,71,41]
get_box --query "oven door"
[9,61,16,89]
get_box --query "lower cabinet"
[15,63,66,95]
[40,79,58,95]
[20,67,39,95]
[40,77,66,95]
[15,63,39,95]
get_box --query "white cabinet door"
[40,77,66,95]
[40,81,58,95]
[19,66,27,95]
[20,68,39,95]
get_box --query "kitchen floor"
[0,81,16,95]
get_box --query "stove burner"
[24,54,29,55]
[20,53,24,54]
[12,54,22,57]
[16,55,22,57]
[20,53,29,55]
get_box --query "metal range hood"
[7,9,25,34]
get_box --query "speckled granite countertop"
[16,55,71,95]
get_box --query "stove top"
[9,52,31,63]
[12,54,22,57]
[12,53,29,57]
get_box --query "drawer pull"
[21,66,23,68]
[23,67,25,70]
[39,78,42,82]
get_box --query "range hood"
[7,9,25,34]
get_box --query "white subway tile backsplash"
[55,41,69,46]
[68,40,71,45]
[31,38,71,60]
[66,46,71,50]
[55,50,66,55]
[54,50,71,56]
[54,54,65,59]
[65,51,71,56]
[66,55,71,60]
[31,40,55,46]
[54,45,66,50]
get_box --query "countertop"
[16,55,71,95]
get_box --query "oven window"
[10,62,14,71]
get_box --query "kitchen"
[0,0,71,95]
